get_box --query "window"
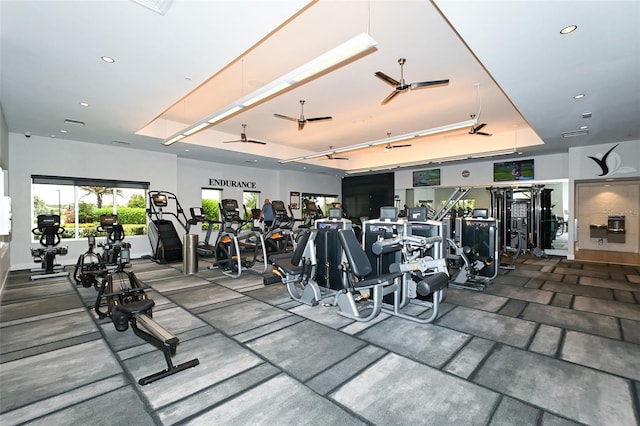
[31,176,149,240]
[243,191,260,220]
[301,193,339,219]
[201,188,222,230]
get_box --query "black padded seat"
[270,230,312,275]
[115,299,155,315]
[338,228,401,287]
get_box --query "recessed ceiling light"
[60,129,67,133]
[580,125,588,130]
[574,94,585,99]
[184,149,189,152]
[560,25,577,34]
[80,102,90,107]
[101,56,115,63]
[50,134,56,138]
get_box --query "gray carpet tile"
[561,330,640,380]
[0,375,130,425]
[0,309,97,355]
[489,396,540,426]
[579,275,639,291]
[199,298,292,335]
[521,303,621,339]
[246,320,367,382]
[358,316,470,367]
[129,333,264,410]
[442,288,508,312]
[156,363,282,425]
[331,352,500,425]
[621,318,640,344]
[2,255,639,425]
[444,336,495,378]
[25,385,156,426]
[541,280,615,300]
[188,373,367,426]
[573,295,640,321]
[528,324,563,356]
[0,340,122,413]
[474,344,636,425]
[438,306,537,348]
[485,283,554,304]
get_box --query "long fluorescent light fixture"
[345,148,518,175]
[279,118,478,163]
[162,32,378,146]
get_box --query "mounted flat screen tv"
[493,159,534,182]
[413,169,441,187]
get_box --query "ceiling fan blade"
[375,71,400,87]
[475,131,492,136]
[409,79,450,90]
[223,140,242,144]
[473,123,487,132]
[381,89,401,105]
[274,113,298,122]
[247,139,267,145]
[306,116,332,122]
[392,144,412,148]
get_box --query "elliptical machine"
[30,214,69,280]
[209,199,267,278]
[93,249,199,385]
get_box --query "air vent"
[111,140,131,146]
[562,130,589,138]
[64,119,85,126]
[582,112,592,119]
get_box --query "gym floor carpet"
[1,255,639,425]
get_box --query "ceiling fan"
[468,115,492,136]
[375,58,449,105]
[383,133,411,151]
[223,124,266,145]
[323,146,349,161]
[274,100,332,131]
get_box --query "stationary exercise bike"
[94,249,199,385]
[30,214,69,280]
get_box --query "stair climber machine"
[146,191,189,263]
[209,199,267,278]
[93,248,199,385]
[443,209,499,291]
[30,214,69,280]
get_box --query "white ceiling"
[1,0,639,176]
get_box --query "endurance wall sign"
[208,179,257,189]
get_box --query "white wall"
[177,157,342,241]
[9,134,178,270]
[7,136,342,271]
